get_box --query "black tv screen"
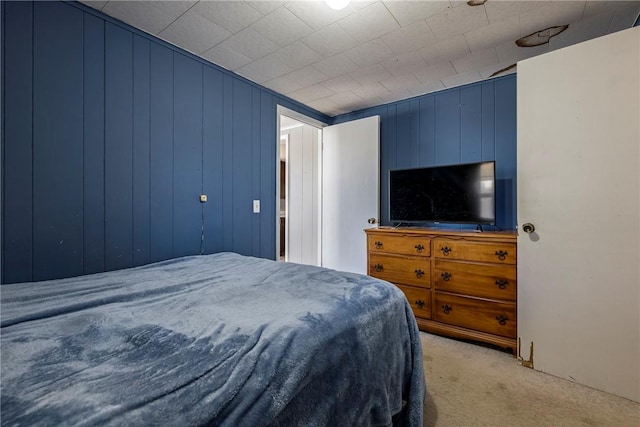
[389,161,495,225]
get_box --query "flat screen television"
[389,161,495,225]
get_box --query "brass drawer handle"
[441,304,452,314]
[374,241,383,249]
[496,315,509,326]
[495,279,508,289]
[441,272,452,281]
[415,300,425,309]
[414,269,425,278]
[440,246,452,256]
[495,250,508,261]
[414,244,425,253]
[373,263,383,272]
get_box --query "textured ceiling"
[81,1,640,117]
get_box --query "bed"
[1,252,425,426]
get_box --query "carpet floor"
[420,332,639,427]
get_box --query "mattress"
[1,252,425,426]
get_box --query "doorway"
[277,108,324,266]
[276,107,380,274]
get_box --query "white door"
[517,28,639,402]
[321,116,380,274]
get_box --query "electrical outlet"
[253,200,260,213]
[200,195,207,203]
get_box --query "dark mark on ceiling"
[490,63,517,77]
[516,25,569,47]
[467,0,488,5]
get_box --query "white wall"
[517,27,639,402]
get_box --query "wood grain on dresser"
[366,227,518,353]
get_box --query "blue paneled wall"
[2,1,517,283]
[1,1,329,283]
[333,75,517,230]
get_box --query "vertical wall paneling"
[418,96,436,166]
[494,78,517,228]
[2,1,33,283]
[222,75,234,251]
[172,53,203,258]
[380,104,397,225]
[149,43,174,262]
[333,75,517,230]
[2,0,331,282]
[410,99,420,166]
[13,0,526,281]
[260,92,276,259]
[395,101,416,169]
[481,84,496,161]
[202,67,224,254]
[231,79,253,255]
[251,87,261,257]
[104,22,134,271]
[32,2,84,280]
[460,85,482,163]
[0,0,3,282]
[83,13,105,274]
[434,90,461,164]
[132,35,151,266]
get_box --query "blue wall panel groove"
[2,1,34,283]
[149,43,174,263]
[251,87,262,258]
[231,79,253,256]
[202,67,224,255]
[132,35,151,267]
[104,22,134,271]
[418,96,436,166]
[434,90,461,165]
[173,53,203,258]
[83,12,105,275]
[395,101,415,170]
[33,2,84,280]
[460,85,482,164]
[481,84,496,161]
[222,74,234,252]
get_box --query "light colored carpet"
[420,332,640,427]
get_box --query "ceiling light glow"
[325,0,350,11]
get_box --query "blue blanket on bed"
[1,253,425,426]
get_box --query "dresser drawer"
[433,239,516,265]
[434,260,516,301]
[369,253,430,288]
[434,293,516,338]
[368,234,430,257]
[396,284,431,319]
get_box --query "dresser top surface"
[365,226,517,241]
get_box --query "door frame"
[275,105,327,262]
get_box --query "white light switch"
[253,199,260,213]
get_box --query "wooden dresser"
[365,227,517,353]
